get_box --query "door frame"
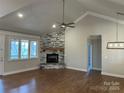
[87,35,102,72]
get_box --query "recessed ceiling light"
[17,13,23,18]
[52,24,57,28]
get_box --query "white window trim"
[8,39,20,61]
[30,40,39,59]
[8,39,39,61]
[20,40,29,60]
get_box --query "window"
[30,41,38,58]
[10,40,19,60]
[9,39,38,61]
[21,40,29,59]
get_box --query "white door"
[0,35,4,75]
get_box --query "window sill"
[8,58,39,62]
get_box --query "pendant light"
[107,12,124,49]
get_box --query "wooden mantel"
[43,48,64,51]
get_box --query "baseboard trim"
[66,66,87,72]
[102,72,124,78]
[93,67,101,71]
[3,66,39,76]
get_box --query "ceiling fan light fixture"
[53,0,75,29]
[61,25,66,28]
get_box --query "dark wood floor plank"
[0,69,123,93]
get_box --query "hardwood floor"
[0,69,124,93]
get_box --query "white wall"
[0,30,40,75]
[65,15,124,76]
[0,34,5,75]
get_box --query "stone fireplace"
[40,50,64,64]
[40,30,65,69]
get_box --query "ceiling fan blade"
[67,25,75,28]
[66,22,75,25]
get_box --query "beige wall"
[65,15,124,76]
[0,34,5,75]
[0,30,40,75]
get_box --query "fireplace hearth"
[40,50,65,69]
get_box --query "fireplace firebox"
[47,54,59,63]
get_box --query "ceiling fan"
[53,0,75,29]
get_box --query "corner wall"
[65,15,124,77]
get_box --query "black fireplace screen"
[47,54,59,63]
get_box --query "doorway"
[87,35,102,72]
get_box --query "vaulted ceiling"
[78,0,124,19]
[0,0,124,35]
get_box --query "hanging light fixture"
[107,12,124,49]
[52,0,75,29]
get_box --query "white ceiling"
[0,0,35,17]
[0,0,85,35]
[0,0,124,35]
[78,0,124,19]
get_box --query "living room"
[0,0,124,93]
